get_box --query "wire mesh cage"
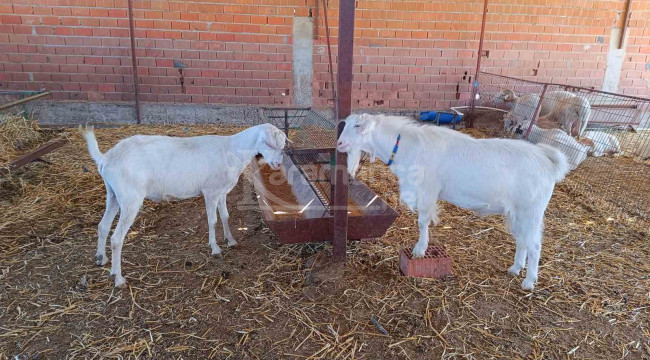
[290,149,334,211]
[476,72,650,219]
[260,107,336,150]
[260,107,338,213]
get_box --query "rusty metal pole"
[619,0,632,49]
[322,0,338,119]
[523,84,548,140]
[468,0,488,128]
[127,0,142,124]
[332,0,355,262]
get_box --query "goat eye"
[354,124,360,128]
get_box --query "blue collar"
[387,134,401,166]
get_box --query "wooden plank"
[0,91,51,111]
[0,139,67,176]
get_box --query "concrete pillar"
[292,17,313,107]
[602,27,627,92]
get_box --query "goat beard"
[346,147,362,178]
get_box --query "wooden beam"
[0,91,51,111]
[0,139,67,176]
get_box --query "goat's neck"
[366,128,401,165]
[228,127,261,166]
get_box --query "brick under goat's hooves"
[399,245,453,279]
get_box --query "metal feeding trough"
[251,108,398,244]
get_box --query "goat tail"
[577,104,591,137]
[78,123,104,167]
[537,143,569,183]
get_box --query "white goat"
[499,89,590,137]
[80,124,287,287]
[528,125,590,170]
[582,131,621,157]
[539,96,591,137]
[337,114,569,291]
[496,89,575,115]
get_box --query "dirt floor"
[1,122,649,359]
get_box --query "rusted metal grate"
[261,107,336,150]
[289,150,334,213]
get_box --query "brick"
[1,15,21,24]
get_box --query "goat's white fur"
[528,125,590,170]
[539,95,591,137]
[499,89,590,137]
[80,124,287,287]
[582,131,621,157]
[337,114,569,291]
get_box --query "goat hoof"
[227,240,238,248]
[95,254,107,266]
[411,244,427,259]
[114,276,127,288]
[521,279,535,291]
[507,266,521,276]
[211,252,223,259]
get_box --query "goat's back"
[99,135,236,200]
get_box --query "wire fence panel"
[261,107,336,150]
[476,72,650,219]
[260,107,337,213]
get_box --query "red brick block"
[2,15,22,24]
[276,63,291,71]
[399,246,452,278]
[267,16,285,25]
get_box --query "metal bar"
[0,139,67,176]
[261,107,312,111]
[289,153,331,211]
[266,115,309,119]
[591,104,638,109]
[289,147,335,155]
[468,0,489,128]
[332,0,355,262]
[524,84,548,140]
[619,0,632,49]
[0,91,51,111]
[127,0,142,124]
[322,0,338,118]
[313,0,319,40]
[480,71,650,103]
[284,109,289,137]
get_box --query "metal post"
[332,0,355,262]
[524,84,548,140]
[313,0,319,40]
[322,0,338,119]
[127,0,142,124]
[619,0,632,49]
[468,0,489,128]
[284,109,289,136]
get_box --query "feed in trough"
[258,162,364,219]
[250,149,398,244]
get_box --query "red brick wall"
[1,0,648,109]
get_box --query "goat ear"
[264,128,286,150]
[356,114,376,135]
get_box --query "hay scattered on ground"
[0,124,648,359]
[0,114,55,164]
